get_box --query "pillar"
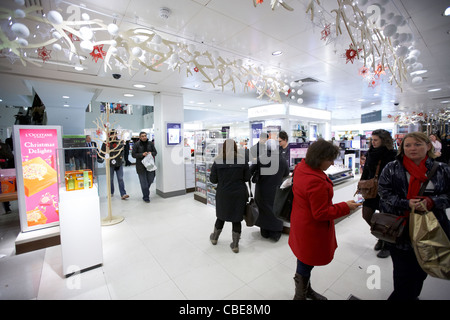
[153,92,186,198]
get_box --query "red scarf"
[403,156,428,199]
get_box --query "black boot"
[377,241,390,258]
[210,227,222,245]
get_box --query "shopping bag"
[244,182,259,227]
[142,154,157,172]
[409,204,450,280]
[273,176,293,223]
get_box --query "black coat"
[209,155,250,223]
[360,146,397,209]
[132,139,157,174]
[378,156,450,249]
[250,151,289,231]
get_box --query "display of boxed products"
[0,168,17,194]
[65,169,93,191]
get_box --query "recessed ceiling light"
[427,88,441,92]
[74,66,84,71]
[193,84,200,88]
[133,84,146,88]
[410,70,427,76]
[197,102,205,105]
[441,100,450,104]
[62,96,70,99]
[63,104,69,107]
[444,7,450,16]
[124,94,134,97]
[272,50,283,56]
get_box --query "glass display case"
[56,147,99,194]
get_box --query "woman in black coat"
[209,139,250,253]
[360,129,397,258]
[250,139,289,241]
[378,132,450,300]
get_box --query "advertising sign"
[167,123,182,146]
[14,126,62,232]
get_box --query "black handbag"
[244,181,259,227]
[273,175,293,223]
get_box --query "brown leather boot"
[293,273,328,300]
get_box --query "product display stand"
[101,159,124,226]
[59,185,103,276]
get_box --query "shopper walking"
[359,129,397,258]
[132,132,157,203]
[101,130,129,200]
[289,139,362,300]
[250,139,289,241]
[209,139,250,253]
[378,132,450,300]
[429,133,444,162]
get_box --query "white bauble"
[52,31,62,39]
[409,49,421,57]
[11,23,30,38]
[152,34,162,44]
[14,9,26,18]
[16,38,28,46]
[81,13,90,21]
[47,10,63,25]
[383,24,397,37]
[131,47,142,57]
[396,45,408,57]
[411,76,423,85]
[290,81,297,88]
[80,26,93,40]
[52,43,62,51]
[297,98,304,104]
[187,44,196,54]
[80,40,94,53]
[297,89,303,95]
[109,47,118,55]
[107,23,119,36]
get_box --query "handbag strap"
[418,161,440,196]
[247,181,254,198]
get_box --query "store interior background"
[0,0,450,300]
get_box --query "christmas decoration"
[90,44,106,63]
[320,24,331,41]
[343,44,361,64]
[37,46,51,62]
[92,104,125,226]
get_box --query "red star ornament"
[321,24,331,41]
[90,44,106,63]
[344,44,361,64]
[37,46,52,62]
[256,0,264,4]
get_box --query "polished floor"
[0,166,449,300]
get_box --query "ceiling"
[0,0,449,126]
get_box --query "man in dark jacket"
[132,132,157,202]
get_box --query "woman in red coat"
[289,139,362,300]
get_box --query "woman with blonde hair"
[378,132,450,300]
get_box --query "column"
[153,92,186,198]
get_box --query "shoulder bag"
[273,174,294,223]
[356,160,381,199]
[370,162,439,245]
[244,181,259,227]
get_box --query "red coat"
[288,160,350,266]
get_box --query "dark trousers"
[296,259,314,277]
[137,170,155,201]
[388,246,427,300]
[215,219,241,234]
